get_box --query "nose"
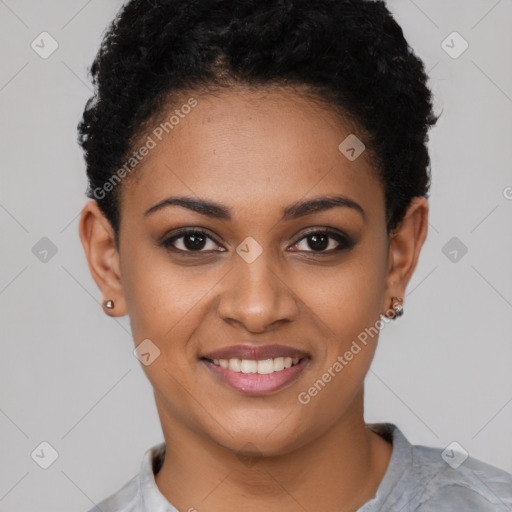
[216,252,300,333]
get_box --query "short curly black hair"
[78,0,439,245]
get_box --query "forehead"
[120,87,385,224]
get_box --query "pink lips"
[200,344,310,395]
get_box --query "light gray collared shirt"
[87,423,512,511]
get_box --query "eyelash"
[160,228,355,255]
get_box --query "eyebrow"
[144,195,366,222]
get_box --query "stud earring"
[390,296,403,319]
[104,299,115,309]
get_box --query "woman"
[77,0,512,510]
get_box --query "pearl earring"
[104,299,115,309]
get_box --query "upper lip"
[201,344,310,361]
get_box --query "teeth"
[210,356,302,374]
[257,359,274,374]
[229,358,241,372]
[240,359,257,374]
[274,357,285,371]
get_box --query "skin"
[79,87,428,512]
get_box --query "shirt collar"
[359,422,413,511]
[138,442,177,511]
[137,422,410,511]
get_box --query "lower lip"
[201,358,309,394]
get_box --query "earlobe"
[383,196,429,310]
[78,200,127,316]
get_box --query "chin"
[209,414,311,458]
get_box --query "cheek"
[292,262,386,431]
[120,241,197,337]
[120,253,215,403]
[300,254,387,342]
[120,243,228,370]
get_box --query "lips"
[200,344,311,394]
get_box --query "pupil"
[309,233,328,251]
[185,233,206,250]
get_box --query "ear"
[78,200,127,316]
[382,196,429,314]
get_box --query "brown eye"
[161,229,224,253]
[290,229,355,253]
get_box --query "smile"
[200,343,311,394]
[200,355,309,394]
[208,356,301,374]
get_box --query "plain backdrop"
[1,1,511,510]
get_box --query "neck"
[154,388,392,512]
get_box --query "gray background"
[1,0,511,510]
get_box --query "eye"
[161,229,224,253]
[289,229,355,253]
[160,228,355,255]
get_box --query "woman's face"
[82,87,426,456]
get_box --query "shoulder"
[366,423,512,512]
[86,474,139,512]
[410,442,512,511]
[85,442,167,512]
